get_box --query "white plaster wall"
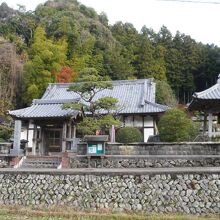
[124,115,154,142]
[133,116,143,127]
[27,122,34,148]
[144,116,154,142]
[144,128,154,142]
[124,116,133,127]
[144,116,154,127]
[20,129,27,140]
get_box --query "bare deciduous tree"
[0,39,23,115]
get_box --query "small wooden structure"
[84,135,108,156]
[9,99,82,156]
[83,135,108,168]
[188,74,220,139]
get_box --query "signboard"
[87,143,104,155]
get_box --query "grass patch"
[0,205,219,220]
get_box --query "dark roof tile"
[9,79,168,118]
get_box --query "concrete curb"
[0,167,220,175]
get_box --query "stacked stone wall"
[70,156,220,168]
[74,142,220,168]
[0,171,219,214]
[77,142,220,155]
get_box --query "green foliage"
[76,117,99,135]
[98,115,121,131]
[0,125,12,141]
[94,97,118,113]
[22,26,67,104]
[1,0,220,110]
[99,12,108,26]
[66,69,120,135]
[156,80,177,107]
[103,46,135,80]
[158,108,198,142]
[188,122,201,141]
[68,68,112,104]
[135,27,167,81]
[116,127,143,143]
[24,84,40,104]
[76,115,121,135]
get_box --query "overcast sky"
[1,0,220,46]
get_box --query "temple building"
[188,74,220,139]
[9,79,168,156]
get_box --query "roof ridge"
[47,78,153,87]
[41,84,58,99]
[33,98,80,105]
[141,80,147,106]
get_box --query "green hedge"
[116,127,143,143]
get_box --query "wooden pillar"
[72,124,76,138]
[40,127,45,155]
[203,113,207,134]
[68,122,72,138]
[208,113,213,138]
[109,125,115,143]
[38,126,42,155]
[62,122,67,152]
[32,124,37,155]
[71,124,78,152]
[11,120,22,155]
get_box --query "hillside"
[0,0,220,109]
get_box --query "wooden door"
[45,129,62,154]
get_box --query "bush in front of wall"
[0,125,13,142]
[158,108,199,142]
[116,127,143,143]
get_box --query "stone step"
[20,157,61,169]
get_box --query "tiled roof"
[193,82,220,100]
[9,100,79,119]
[188,76,220,111]
[9,79,168,118]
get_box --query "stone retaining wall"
[75,142,220,169]
[77,142,220,155]
[0,171,219,214]
[70,156,220,168]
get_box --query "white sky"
[1,0,220,46]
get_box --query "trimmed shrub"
[116,127,143,143]
[158,108,199,142]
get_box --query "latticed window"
[47,130,61,146]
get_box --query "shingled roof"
[9,79,168,119]
[188,75,220,112]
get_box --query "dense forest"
[0,0,220,115]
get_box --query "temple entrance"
[44,129,62,155]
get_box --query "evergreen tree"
[64,68,120,135]
[23,26,67,104]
